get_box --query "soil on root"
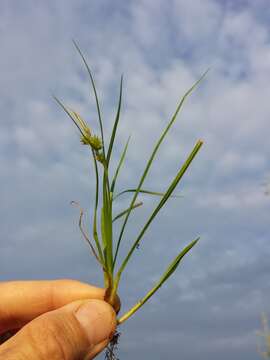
[105,331,121,360]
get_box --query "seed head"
[96,151,105,164]
[89,135,103,151]
[80,128,91,145]
[70,111,91,133]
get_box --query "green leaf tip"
[107,75,123,165]
[117,237,199,324]
[113,188,182,200]
[72,39,105,155]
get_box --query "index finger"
[0,279,105,334]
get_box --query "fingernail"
[75,300,115,346]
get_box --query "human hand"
[0,279,116,359]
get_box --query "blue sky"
[1,0,270,359]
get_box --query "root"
[105,331,121,360]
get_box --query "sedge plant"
[55,41,207,338]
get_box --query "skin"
[0,279,117,359]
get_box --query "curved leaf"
[118,237,199,324]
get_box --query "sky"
[1,0,270,359]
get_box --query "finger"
[0,329,19,345]
[87,331,120,359]
[0,331,110,357]
[0,279,105,333]
[86,339,110,359]
[0,299,116,360]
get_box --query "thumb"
[0,299,116,360]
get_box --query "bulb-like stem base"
[104,287,121,314]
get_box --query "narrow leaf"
[107,76,123,165]
[110,136,131,194]
[113,70,208,269]
[72,40,105,154]
[160,238,199,283]
[113,188,182,200]
[113,202,143,222]
[116,140,203,281]
[53,96,84,137]
[117,238,199,324]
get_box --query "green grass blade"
[113,188,182,200]
[110,136,131,194]
[113,71,208,269]
[72,40,105,155]
[53,96,85,137]
[116,140,203,282]
[101,164,113,274]
[112,201,143,223]
[101,206,109,271]
[107,76,123,165]
[117,237,199,324]
[159,238,199,283]
[91,149,104,262]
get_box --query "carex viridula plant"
[55,41,207,357]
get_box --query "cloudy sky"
[1,0,270,359]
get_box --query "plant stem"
[91,149,104,261]
[101,160,114,274]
